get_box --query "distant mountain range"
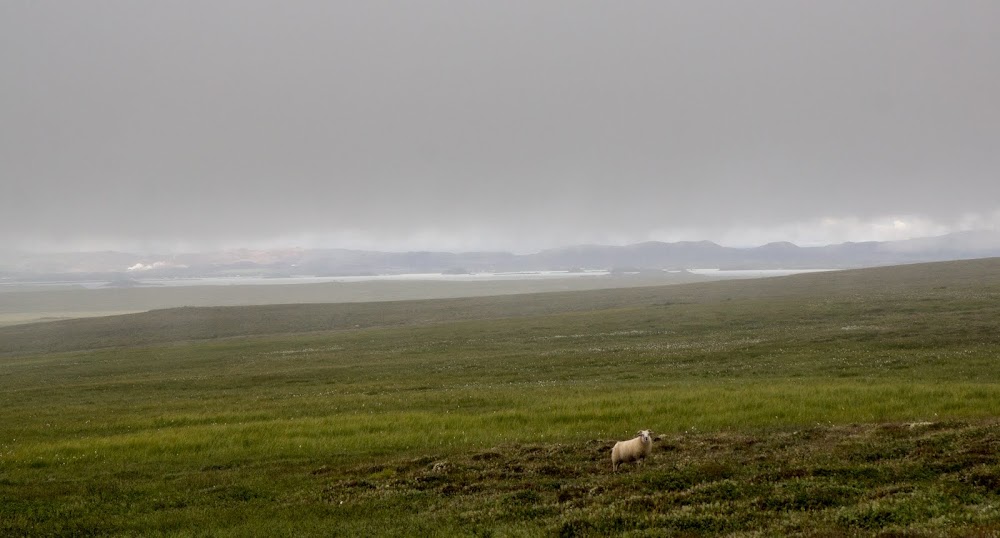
[2,230,999,284]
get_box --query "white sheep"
[611,429,654,472]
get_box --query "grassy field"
[2,258,1000,535]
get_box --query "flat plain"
[2,258,1000,536]
[0,271,713,327]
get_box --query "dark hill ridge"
[2,257,999,356]
[525,231,1000,270]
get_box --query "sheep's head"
[637,430,653,443]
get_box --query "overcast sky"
[2,1,999,253]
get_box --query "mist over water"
[0,270,612,291]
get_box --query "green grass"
[2,258,1000,535]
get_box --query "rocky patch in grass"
[321,420,1000,536]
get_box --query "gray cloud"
[2,1,999,252]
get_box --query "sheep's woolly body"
[611,430,653,472]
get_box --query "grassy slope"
[3,257,998,356]
[1,258,999,535]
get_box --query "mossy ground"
[2,259,1000,535]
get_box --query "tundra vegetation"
[1,258,1000,536]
